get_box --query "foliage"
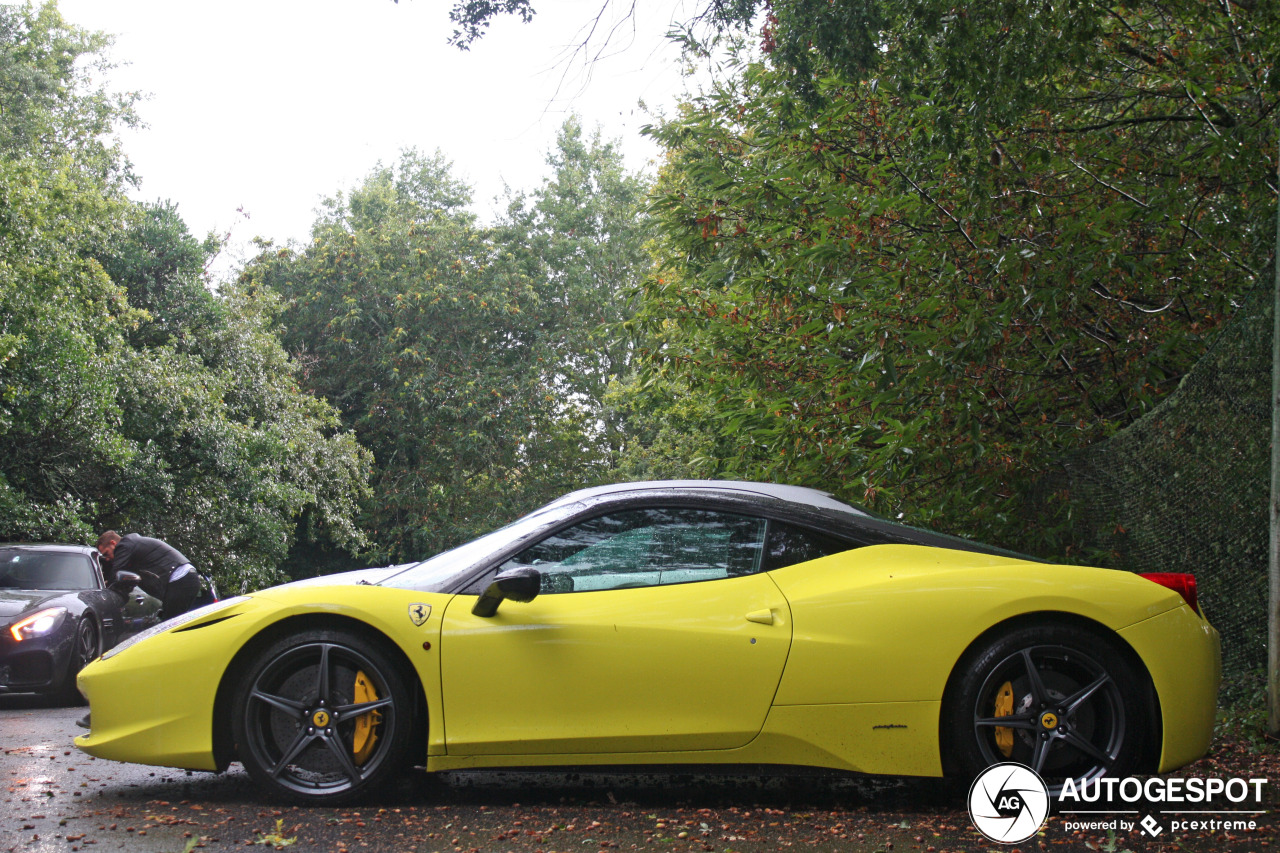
[707,1,1280,157]
[99,275,372,592]
[1216,670,1280,752]
[252,818,298,848]
[98,200,223,351]
[248,151,559,564]
[444,0,535,49]
[639,2,1276,549]
[0,5,370,591]
[498,117,655,464]
[436,1,1277,550]
[0,4,141,544]
[253,134,654,568]
[602,372,725,482]
[0,2,138,177]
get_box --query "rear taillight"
[1140,572,1198,612]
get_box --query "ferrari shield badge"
[408,603,432,626]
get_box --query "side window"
[761,521,855,571]
[505,508,768,593]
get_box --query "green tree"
[249,151,571,563]
[442,6,1277,533]
[0,5,371,590]
[639,15,1274,549]
[602,372,725,482]
[98,201,223,351]
[0,3,141,541]
[254,131,658,566]
[95,205,372,590]
[0,2,138,175]
[497,118,654,464]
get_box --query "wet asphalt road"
[3,693,1276,853]
[0,692,964,853]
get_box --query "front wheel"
[942,624,1153,796]
[231,629,414,804]
[55,616,100,704]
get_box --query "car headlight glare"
[101,596,251,660]
[10,607,67,642]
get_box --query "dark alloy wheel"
[56,617,100,704]
[944,624,1151,795]
[232,629,414,804]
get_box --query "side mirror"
[471,566,540,618]
[108,570,141,595]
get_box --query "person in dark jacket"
[96,530,201,620]
[77,531,204,729]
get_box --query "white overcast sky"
[55,0,701,279]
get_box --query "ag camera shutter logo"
[968,763,1051,844]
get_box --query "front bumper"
[0,629,73,693]
[74,599,262,770]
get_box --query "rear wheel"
[943,624,1151,795]
[231,629,413,804]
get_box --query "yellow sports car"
[74,481,1220,804]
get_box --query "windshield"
[0,550,96,591]
[379,502,583,592]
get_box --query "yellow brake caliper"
[351,670,382,765]
[994,681,1014,757]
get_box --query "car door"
[83,552,123,649]
[89,552,162,648]
[118,585,163,635]
[440,506,792,756]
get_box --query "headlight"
[10,607,67,641]
[102,596,251,661]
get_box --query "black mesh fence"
[1040,287,1271,700]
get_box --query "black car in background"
[0,544,162,702]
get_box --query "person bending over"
[97,530,201,620]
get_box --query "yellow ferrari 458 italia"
[74,481,1220,804]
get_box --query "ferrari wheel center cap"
[1040,711,1059,730]
[312,710,331,728]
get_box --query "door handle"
[745,609,774,625]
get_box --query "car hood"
[0,588,65,618]
[273,565,414,590]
